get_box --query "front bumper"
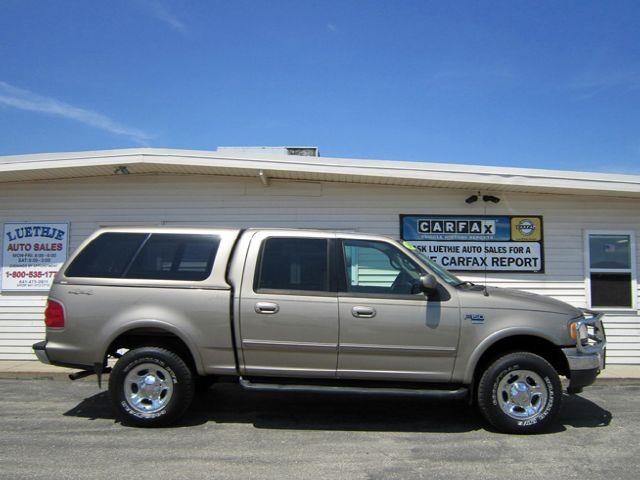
[562,308,607,393]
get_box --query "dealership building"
[1,147,638,365]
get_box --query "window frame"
[584,230,638,311]
[253,236,336,297]
[337,238,427,300]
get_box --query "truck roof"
[92,226,397,240]
[94,226,361,234]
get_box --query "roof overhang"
[1,148,640,198]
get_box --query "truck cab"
[33,227,606,433]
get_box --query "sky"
[1,0,640,173]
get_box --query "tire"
[108,347,195,427]
[477,352,562,434]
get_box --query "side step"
[239,377,468,400]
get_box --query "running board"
[238,377,468,400]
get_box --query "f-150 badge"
[465,313,485,324]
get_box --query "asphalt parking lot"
[1,379,638,480]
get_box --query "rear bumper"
[32,341,93,371]
[33,341,51,365]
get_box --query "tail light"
[44,300,65,328]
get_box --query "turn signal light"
[44,300,65,328]
[570,321,587,341]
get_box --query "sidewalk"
[0,361,638,381]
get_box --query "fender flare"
[102,319,205,375]
[462,327,561,384]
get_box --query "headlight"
[570,321,588,341]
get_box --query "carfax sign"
[1,223,69,291]
[400,215,544,273]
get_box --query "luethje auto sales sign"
[400,215,544,273]
[1,223,69,291]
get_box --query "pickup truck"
[32,227,606,433]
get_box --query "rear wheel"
[477,352,562,434]
[109,346,195,427]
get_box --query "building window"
[585,231,637,309]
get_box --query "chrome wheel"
[123,363,174,414]
[497,369,548,420]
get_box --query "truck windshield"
[398,241,463,287]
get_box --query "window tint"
[342,240,424,295]
[126,234,219,281]
[65,233,147,278]
[256,238,329,292]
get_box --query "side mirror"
[420,274,439,296]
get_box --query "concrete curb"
[593,378,640,385]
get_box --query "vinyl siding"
[1,173,638,363]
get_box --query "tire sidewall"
[109,347,193,426]
[479,353,561,434]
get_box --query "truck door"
[238,231,338,378]
[336,238,460,381]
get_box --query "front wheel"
[108,347,195,427]
[477,352,562,434]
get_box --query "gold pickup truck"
[34,227,606,433]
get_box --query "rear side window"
[256,237,329,292]
[65,233,219,281]
[65,233,147,278]
[125,234,219,281]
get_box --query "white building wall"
[1,174,638,362]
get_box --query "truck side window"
[256,238,329,292]
[342,240,423,295]
[125,234,219,281]
[65,233,147,278]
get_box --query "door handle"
[255,302,280,314]
[352,306,376,318]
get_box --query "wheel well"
[106,328,198,373]
[473,335,569,386]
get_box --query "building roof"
[1,147,639,198]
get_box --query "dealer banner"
[1,223,69,291]
[400,215,544,273]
